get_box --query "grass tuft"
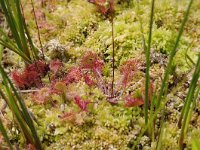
[145,0,155,126]
[0,65,43,149]
[0,0,39,63]
[131,0,194,148]
[179,53,200,149]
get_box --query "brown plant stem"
[30,0,44,60]
[111,17,115,98]
[30,0,51,82]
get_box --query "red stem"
[30,0,51,82]
[111,17,115,98]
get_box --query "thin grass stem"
[111,17,115,98]
[179,54,200,149]
[0,65,43,149]
[0,118,14,150]
[132,0,193,147]
[144,0,155,125]
[30,0,45,60]
[156,0,193,109]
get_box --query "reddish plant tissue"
[80,51,104,73]
[59,111,76,122]
[31,87,51,104]
[120,59,140,87]
[34,10,55,31]
[141,81,154,103]
[125,82,154,107]
[61,65,95,87]
[88,0,114,16]
[12,60,49,89]
[124,95,144,107]
[27,60,48,76]
[83,74,95,86]
[74,96,90,111]
[49,59,63,74]
[12,70,40,89]
[62,67,83,85]
[25,51,147,110]
[26,144,36,150]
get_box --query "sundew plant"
[0,0,199,149]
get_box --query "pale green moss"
[51,0,100,45]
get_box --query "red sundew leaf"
[124,95,144,107]
[49,82,63,95]
[24,70,42,88]
[59,111,76,122]
[31,87,51,104]
[120,59,140,87]
[80,51,104,73]
[88,0,114,16]
[49,59,63,74]
[11,71,26,89]
[62,67,83,85]
[25,60,48,77]
[120,59,140,76]
[53,81,67,94]
[11,70,41,89]
[36,60,49,76]
[74,96,90,111]
[83,74,95,86]
[12,60,48,89]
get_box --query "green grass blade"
[179,54,200,149]
[0,28,20,50]
[156,122,165,150]
[22,0,39,59]
[186,54,195,66]
[131,94,169,149]
[144,0,155,125]
[0,0,24,52]
[23,20,39,60]
[0,66,42,149]
[0,38,3,61]
[0,29,29,57]
[0,118,14,150]
[186,84,200,127]
[14,0,31,58]
[131,0,194,148]
[185,41,195,67]
[0,0,38,63]
[156,0,193,109]
[0,40,32,63]
[178,54,200,128]
[0,81,35,145]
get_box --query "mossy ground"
[0,0,200,149]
